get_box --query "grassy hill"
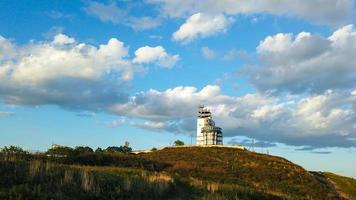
[323,172,356,200]
[0,146,355,199]
[139,147,342,199]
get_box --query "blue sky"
[0,0,356,177]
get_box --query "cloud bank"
[84,1,161,30]
[109,85,356,148]
[245,25,356,94]
[0,34,177,110]
[1,28,355,148]
[149,0,354,26]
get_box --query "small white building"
[196,106,223,145]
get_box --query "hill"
[0,146,355,199]
[138,146,343,199]
[323,172,356,200]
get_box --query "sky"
[0,0,355,177]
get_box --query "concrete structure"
[196,106,223,145]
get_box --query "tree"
[105,146,132,153]
[74,146,93,154]
[174,140,184,146]
[46,146,74,156]
[1,146,28,154]
[95,147,104,153]
[121,145,132,153]
[105,146,122,153]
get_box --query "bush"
[173,140,184,146]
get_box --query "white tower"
[196,106,223,145]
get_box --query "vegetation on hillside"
[323,172,356,200]
[139,147,342,200]
[0,160,192,200]
[173,140,185,146]
[0,145,353,199]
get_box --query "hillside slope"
[324,172,356,200]
[139,146,343,199]
[1,146,354,199]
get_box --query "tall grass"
[0,159,193,200]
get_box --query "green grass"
[324,172,356,199]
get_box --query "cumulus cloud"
[1,33,355,149]
[109,85,234,120]
[173,13,233,43]
[109,85,356,148]
[84,1,161,30]
[148,0,354,26]
[244,25,356,94]
[52,33,75,45]
[0,34,139,109]
[0,34,180,112]
[0,36,15,60]
[133,46,179,68]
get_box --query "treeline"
[0,145,194,200]
[0,145,169,172]
[47,145,132,156]
[0,146,31,161]
[0,146,282,200]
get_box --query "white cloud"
[0,35,133,84]
[0,36,15,60]
[148,0,354,26]
[128,16,161,31]
[173,13,233,43]
[244,25,356,94]
[109,85,356,148]
[1,34,355,149]
[52,33,76,45]
[131,120,166,130]
[257,33,293,53]
[109,85,234,120]
[133,46,179,68]
[201,46,217,59]
[84,1,161,30]
[0,34,137,108]
[84,1,127,24]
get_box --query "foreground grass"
[0,160,194,200]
